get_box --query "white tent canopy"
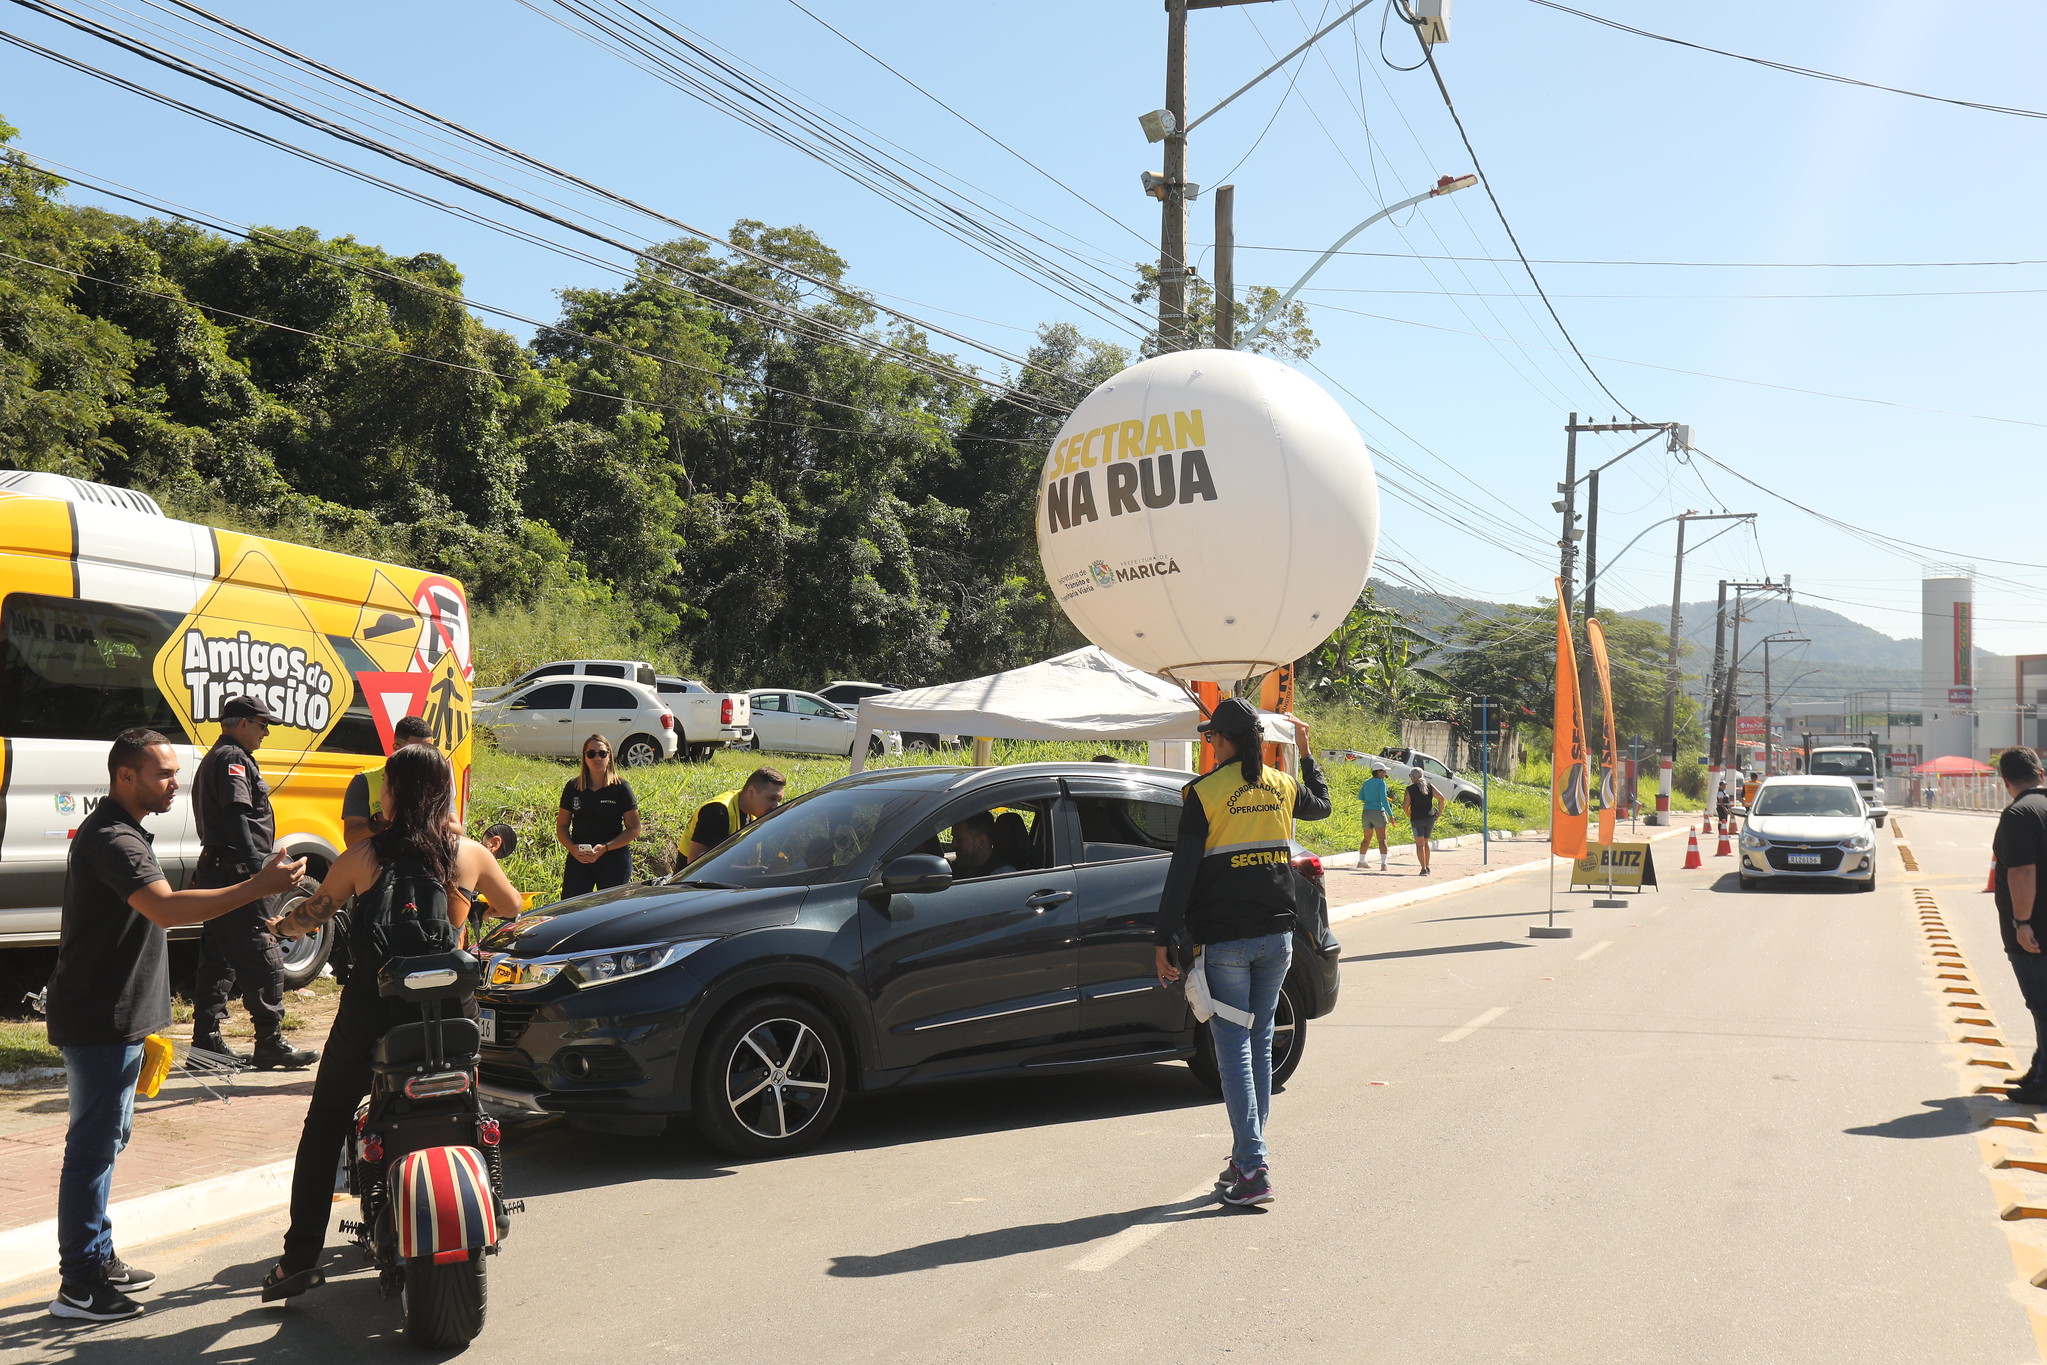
[850,646,1290,773]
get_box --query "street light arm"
[1239,174,1476,344]
[1577,511,1754,602]
[1183,0,1381,134]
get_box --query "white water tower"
[1922,566,1975,760]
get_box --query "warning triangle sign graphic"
[356,670,432,756]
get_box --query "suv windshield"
[1809,752,1875,778]
[1752,785,1863,818]
[678,784,924,888]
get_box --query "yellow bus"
[0,471,475,985]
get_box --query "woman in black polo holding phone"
[557,734,642,897]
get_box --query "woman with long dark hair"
[1152,697,1329,1207]
[257,744,522,1300]
[557,734,641,898]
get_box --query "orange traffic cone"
[1683,830,1703,869]
[1715,825,1733,857]
[1988,856,1998,893]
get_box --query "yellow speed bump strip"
[1912,885,2047,1350]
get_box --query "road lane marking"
[1575,940,1613,961]
[1067,1182,1218,1271]
[1438,1006,1508,1043]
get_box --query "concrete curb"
[0,1157,296,1290]
[1325,824,1697,926]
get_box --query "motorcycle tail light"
[403,1070,474,1100]
[478,1117,501,1146]
[721,698,734,724]
[360,1135,384,1163]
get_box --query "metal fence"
[1891,774,2004,811]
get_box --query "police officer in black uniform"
[191,695,317,1069]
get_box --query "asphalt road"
[4,810,2041,1364]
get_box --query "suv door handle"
[1024,890,1072,911]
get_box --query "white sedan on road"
[477,677,679,767]
[745,689,902,759]
[1737,775,1878,892]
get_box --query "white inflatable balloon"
[1036,348,1378,682]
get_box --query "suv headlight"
[1739,831,1768,851]
[489,939,713,992]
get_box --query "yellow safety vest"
[689,788,753,847]
[1188,763,1300,871]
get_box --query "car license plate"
[1787,853,1821,866]
[478,1008,496,1044]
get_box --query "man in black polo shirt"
[44,729,304,1322]
[1994,746,2047,1105]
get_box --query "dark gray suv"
[474,762,1341,1157]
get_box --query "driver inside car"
[948,812,1016,881]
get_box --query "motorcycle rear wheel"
[401,1251,487,1348]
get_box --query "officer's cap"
[221,693,279,723]
[1199,696,1260,742]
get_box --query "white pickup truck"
[1324,746,1484,806]
[654,675,754,761]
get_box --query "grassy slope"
[468,699,1570,888]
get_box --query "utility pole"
[1649,511,1753,824]
[1560,417,1691,622]
[1707,579,1731,801]
[1713,578,1791,785]
[1213,183,1235,349]
[1762,634,1810,776]
[1160,0,1190,351]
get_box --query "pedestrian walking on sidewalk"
[1993,747,2047,1105]
[190,695,317,1069]
[1406,772,1438,876]
[45,729,304,1321]
[557,736,641,898]
[1153,699,1330,1208]
[260,744,523,1301]
[1357,761,1393,871]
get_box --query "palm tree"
[1305,588,1455,719]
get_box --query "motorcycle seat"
[373,1018,482,1068]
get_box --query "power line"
[1217,245,2047,270]
[1526,0,2047,123]
[1302,297,2047,431]
[18,151,1062,446]
[1390,0,1635,416]
[1299,284,2047,300]
[7,0,1090,407]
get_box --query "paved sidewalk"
[0,1068,315,1239]
[1323,820,1697,917]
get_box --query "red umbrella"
[1914,754,1993,776]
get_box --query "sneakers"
[49,1277,144,1321]
[1419,866,1432,877]
[1215,1157,1242,1189]
[1378,858,1388,872]
[101,1255,155,1291]
[1220,1165,1275,1206]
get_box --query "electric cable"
[1526,0,2047,123]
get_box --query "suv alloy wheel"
[690,994,848,1157]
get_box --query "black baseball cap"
[221,694,279,723]
[1198,696,1260,740]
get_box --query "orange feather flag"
[1551,582,1589,859]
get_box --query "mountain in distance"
[1365,579,1956,712]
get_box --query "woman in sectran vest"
[1153,697,1329,1207]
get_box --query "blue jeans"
[1203,932,1293,1170]
[56,1043,145,1284]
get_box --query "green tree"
[1132,265,1318,363]
[1437,604,1697,745]
[1303,586,1454,718]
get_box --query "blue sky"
[5,0,2043,678]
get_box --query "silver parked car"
[1737,775,1878,892]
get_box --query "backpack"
[349,846,457,974]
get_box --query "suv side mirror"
[881,855,952,896]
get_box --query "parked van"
[0,471,476,986]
